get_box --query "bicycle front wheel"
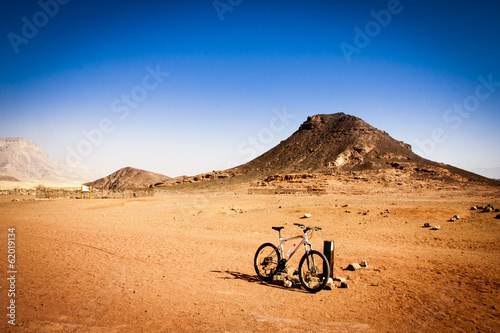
[298,250,330,293]
[254,243,281,281]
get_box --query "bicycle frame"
[277,230,311,261]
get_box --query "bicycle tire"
[254,243,281,281]
[298,250,330,293]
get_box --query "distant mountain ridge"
[0,137,100,183]
[85,167,171,190]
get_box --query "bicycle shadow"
[210,270,307,293]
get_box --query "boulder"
[345,263,362,271]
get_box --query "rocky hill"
[0,137,99,183]
[85,167,171,190]
[232,113,420,174]
[162,113,496,188]
[229,113,496,183]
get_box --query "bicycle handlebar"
[293,223,322,232]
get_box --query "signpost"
[81,186,92,199]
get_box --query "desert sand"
[1,183,499,332]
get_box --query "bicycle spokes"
[298,250,330,293]
[254,243,281,281]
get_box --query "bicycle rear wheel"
[298,250,330,293]
[254,243,281,281]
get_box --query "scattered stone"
[471,206,478,210]
[449,215,460,222]
[272,273,287,286]
[345,210,351,213]
[370,282,380,287]
[324,277,335,290]
[284,280,293,288]
[289,275,300,285]
[340,281,349,288]
[333,276,347,283]
[345,263,362,271]
[431,225,441,230]
[483,206,494,213]
[342,204,349,208]
[423,223,430,228]
[230,207,245,213]
[495,214,500,220]
[360,260,369,267]
[303,213,312,218]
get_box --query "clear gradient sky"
[1,0,499,178]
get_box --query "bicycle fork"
[303,242,316,273]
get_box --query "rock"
[289,275,301,285]
[324,277,335,290]
[453,215,460,220]
[431,225,441,230]
[345,263,362,271]
[471,206,478,210]
[483,207,494,213]
[360,260,369,267]
[303,213,312,218]
[272,273,287,286]
[340,281,349,288]
[284,280,293,288]
[424,223,430,228]
[334,276,347,283]
[495,214,500,220]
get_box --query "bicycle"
[253,223,330,293]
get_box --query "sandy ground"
[1,184,499,332]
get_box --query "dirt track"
[1,185,499,332]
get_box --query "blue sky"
[0,0,499,178]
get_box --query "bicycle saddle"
[272,226,284,231]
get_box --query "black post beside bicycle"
[253,223,330,293]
